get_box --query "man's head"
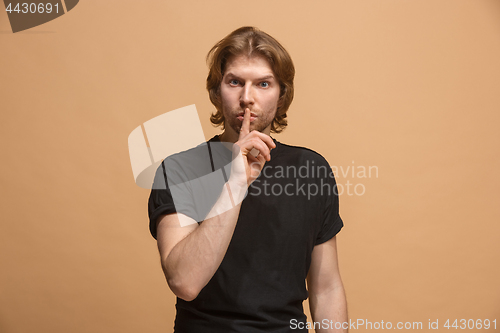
[206,26,295,135]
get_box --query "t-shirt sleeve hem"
[314,215,344,246]
[149,204,177,240]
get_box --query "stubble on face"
[224,105,276,135]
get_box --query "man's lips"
[237,111,257,122]
[237,111,257,117]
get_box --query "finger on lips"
[239,108,251,139]
[237,107,275,161]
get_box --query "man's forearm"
[310,285,348,333]
[162,180,247,301]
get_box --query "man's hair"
[206,26,295,133]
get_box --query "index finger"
[239,108,251,140]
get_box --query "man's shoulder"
[274,140,331,167]
[161,135,232,180]
[163,140,211,166]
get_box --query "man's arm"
[156,108,275,301]
[307,236,348,333]
[156,181,244,301]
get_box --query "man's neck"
[218,130,238,143]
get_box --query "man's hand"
[230,108,276,187]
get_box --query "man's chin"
[237,125,262,133]
[232,120,271,135]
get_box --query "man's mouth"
[237,111,257,117]
[237,111,257,122]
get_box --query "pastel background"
[1,0,499,332]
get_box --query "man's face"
[220,54,281,139]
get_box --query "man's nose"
[240,84,254,106]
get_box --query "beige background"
[1,1,499,332]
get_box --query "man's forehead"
[224,54,275,77]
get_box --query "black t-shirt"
[148,135,343,333]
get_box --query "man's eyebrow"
[224,73,276,80]
[258,74,275,80]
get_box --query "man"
[148,26,347,332]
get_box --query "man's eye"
[229,79,240,86]
[259,82,269,88]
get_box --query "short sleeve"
[147,160,177,240]
[315,167,344,245]
[147,145,226,239]
[148,155,203,239]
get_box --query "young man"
[148,26,347,332]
